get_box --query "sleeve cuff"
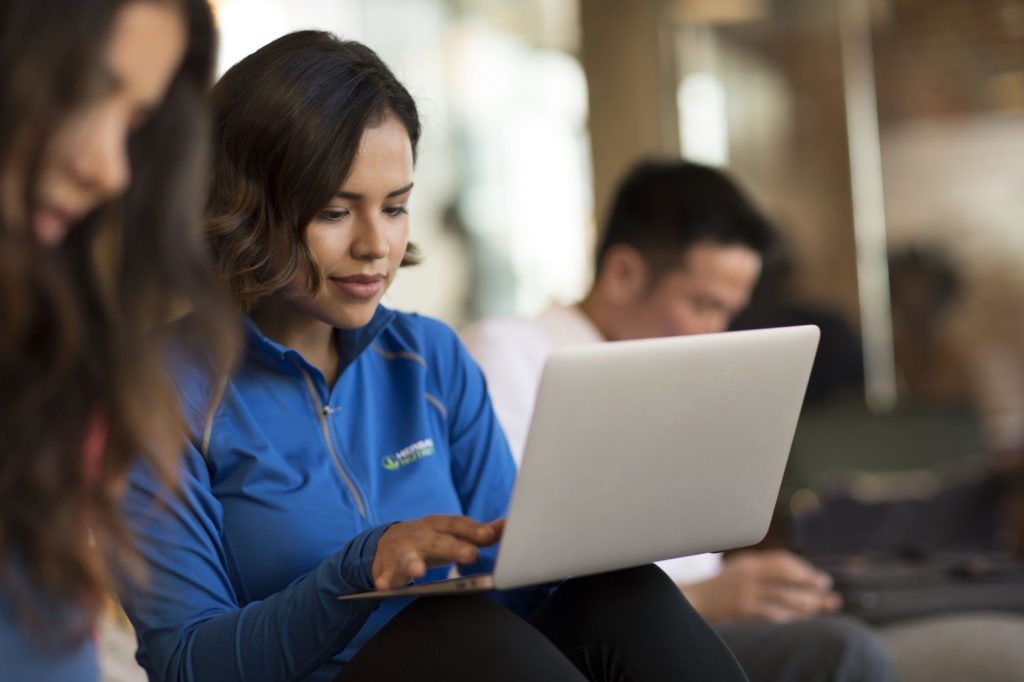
[333,523,397,594]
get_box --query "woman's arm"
[433,323,553,615]
[419,322,518,581]
[118,443,384,682]
[438,328,518,534]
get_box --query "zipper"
[297,366,367,519]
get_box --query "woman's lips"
[330,274,385,300]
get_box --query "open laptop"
[340,325,820,600]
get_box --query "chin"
[325,302,380,330]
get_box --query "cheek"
[45,104,102,168]
[40,103,126,199]
[286,230,334,294]
[637,297,694,338]
[389,221,410,266]
[35,139,72,194]
[665,307,698,336]
[654,295,703,336]
[305,227,347,267]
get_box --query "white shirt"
[462,303,722,585]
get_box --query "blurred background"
[206,0,1024,536]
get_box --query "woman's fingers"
[374,569,398,591]
[423,531,480,565]
[432,515,499,545]
[372,515,505,589]
[485,518,505,540]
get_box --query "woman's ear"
[596,244,650,307]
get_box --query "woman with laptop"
[0,0,235,678]
[117,31,749,681]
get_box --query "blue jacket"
[119,307,518,681]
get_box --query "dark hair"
[0,0,237,643]
[596,160,775,279]
[207,31,422,311]
[888,247,961,311]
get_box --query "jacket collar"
[244,305,399,376]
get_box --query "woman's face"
[287,114,414,330]
[28,1,187,246]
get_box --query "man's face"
[625,242,761,338]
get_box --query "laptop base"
[338,573,496,600]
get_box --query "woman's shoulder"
[376,310,469,374]
[157,313,236,432]
[379,310,460,351]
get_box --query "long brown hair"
[205,31,422,312]
[0,0,236,641]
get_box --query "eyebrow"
[336,182,414,201]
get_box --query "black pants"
[336,564,748,681]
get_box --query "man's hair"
[206,31,422,312]
[596,159,775,277]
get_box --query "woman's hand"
[372,516,504,590]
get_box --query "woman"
[0,0,234,678]
[119,31,748,681]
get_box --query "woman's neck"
[251,298,340,386]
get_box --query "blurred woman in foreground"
[0,0,234,678]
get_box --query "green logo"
[382,438,435,471]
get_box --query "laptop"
[339,325,820,600]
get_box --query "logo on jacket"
[382,438,435,471]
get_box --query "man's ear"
[596,244,650,307]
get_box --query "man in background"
[462,160,898,682]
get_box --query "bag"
[790,464,1024,623]
[792,466,1002,555]
[814,551,1024,624]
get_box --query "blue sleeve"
[118,443,387,682]
[431,323,553,615]
[433,324,518,572]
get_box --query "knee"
[572,563,681,602]
[340,596,584,681]
[555,564,700,625]
[395,595,510,639]
[369,596,540,661]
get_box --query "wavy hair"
[0,0,237,642]
[206,31,422,312]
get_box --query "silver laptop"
[339,325,819,600]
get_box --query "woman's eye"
[384,205,408,218]
[318,209,349,222]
